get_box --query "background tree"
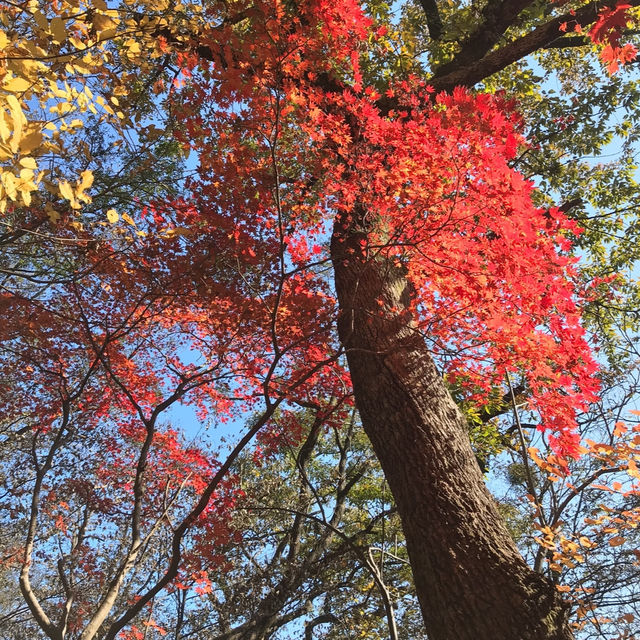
[492,363,640,640]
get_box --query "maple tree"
[3,0,640,639]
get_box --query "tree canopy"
[2,0,640,639]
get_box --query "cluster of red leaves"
[0,209,301,630]
[587,2,638,73]
[311,82,599,457]
[164,0,603,458]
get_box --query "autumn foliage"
[168,0,603,457]
[2,0,640,638]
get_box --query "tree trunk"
[330,216,573,640]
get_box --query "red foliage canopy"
[168,0,606,457]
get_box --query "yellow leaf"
[23,41,48,59]
[6,94,24,153]
[125,39,141,55]
[76,169,93,204]
[33,10,48,31]
[77,169,93,191]
[1,171,17,200]
[4,76,31,93]
[50,17,66,44]
[106,209,119,223]
[19,157,37,169]
[93,13,117,32]
[121,212,135,225]
[0,30,8,51]
[21,129,42,154]
[163,227,191,238]
[59,180,74,201]
[98,27,117,41]
[48,80,68,99]
[578,536,593,548]
[0,112,10,143]
[95,94,115,115]
[45,203,60,223]
[11,57,48,80]
[69,36,86,50]
[19,168,34,182]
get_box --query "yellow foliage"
[0,0,196,219]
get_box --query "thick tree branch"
[416,0,443,40]
[304,613,340,640]
[434,0,538,77]
[20,399,72,640]
[430,0,640,92]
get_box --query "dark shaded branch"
[544,35,590,49]
[416,0,443,41]
[430,0,640,92]
[305,613,340,640]
[433,0,538,77]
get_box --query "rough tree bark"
[330,213,574,640]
